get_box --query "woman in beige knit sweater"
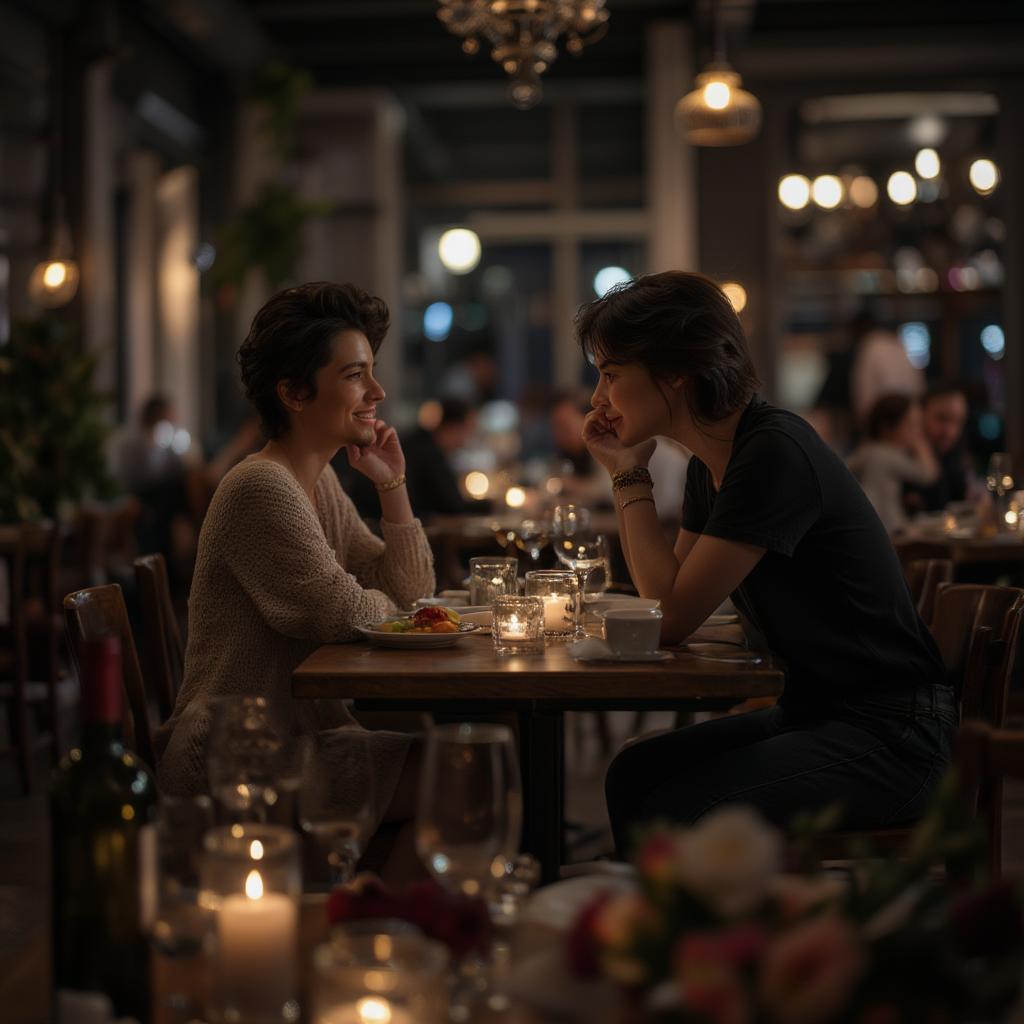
[155,282,435,855]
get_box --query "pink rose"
[638,833,685,885]
[758,916,865,1024]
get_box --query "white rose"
[675,805,783,917]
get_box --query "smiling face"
[289,329,385,446]
[589,356,678,446]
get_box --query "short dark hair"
[575,271,760,423]
[923,379,967,405]
[238,282,389,439]
[866,394,914,440]
[140,394,171,428]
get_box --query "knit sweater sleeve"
[328,472,436,610]
[215,463,398,641]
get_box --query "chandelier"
[437,1,610,110]
[675,0,761,146]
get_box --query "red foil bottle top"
[80,635,123,724]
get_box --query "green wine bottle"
[51,635,158,1021]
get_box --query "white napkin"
[567,637,614,661]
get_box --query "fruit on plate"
[372,606,462,634]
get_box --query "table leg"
[518,709,564,885]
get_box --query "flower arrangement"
[568,778,1023,1023]
[327,875,493,958]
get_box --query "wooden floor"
[3,709,1022,1024]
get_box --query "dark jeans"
[605,686,955,857]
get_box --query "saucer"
[568,638,673,663]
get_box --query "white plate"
[567,638,673,662]
[704,613,740,626]
[585,596,660,616]
[356,621,480,648]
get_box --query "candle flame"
[245,868,264,900]
[356,996,392,1023]
[249,839,264,860]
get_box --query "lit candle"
[216,868,298,1019]
[542,594,568,632]
[319,996,414,1024]
[501,614,527,639]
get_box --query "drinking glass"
[295,732,375,886]
[987,452,1014,496]
[415,723,522,899]
[550,504,591,540]
[207,695,299,825]
[149,795,215,1020]
[468,556,518,605]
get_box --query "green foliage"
[0,318,117,521]
[211,61,332,294]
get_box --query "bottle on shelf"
[51,634,158,1022]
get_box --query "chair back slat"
[907,558,952,627]
[133,553,183,721]
[63,584,156,768]
[930,585,1023,709]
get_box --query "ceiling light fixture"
[437,0,609,110]
[675,0,761,146]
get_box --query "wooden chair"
[812,585,1024,860]
[133,553,184,722]
[906,557,952,627]
[955,720,1024,877]
[63,584,157,769]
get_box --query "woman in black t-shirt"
[578,272,953,857]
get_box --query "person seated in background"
[904,381,971,514]
[338,397,486,521]
[110,394,202,589]
[550,391,613,506]
[847,394,940,534]
[156,282,435,881]
[849,311,924,430]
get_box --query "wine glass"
[206,695,289,824]
[987,452,1014,497]
[550,504,592,540]
[296,731,375,886]
[415,723,522,899]
[512,518,549,566]
[555,533,610,630]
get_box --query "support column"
[646,21,698,273]
[552,100,581,390]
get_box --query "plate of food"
[356,606,480,648]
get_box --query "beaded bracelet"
[376,474,407,493]
[611,466,654,491]
[619,495,656,512]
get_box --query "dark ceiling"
[233,0,1024,92]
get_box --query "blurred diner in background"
[2,1,1024,1022]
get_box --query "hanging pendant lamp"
[675,0,762,147]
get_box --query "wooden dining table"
[292,632,784,882]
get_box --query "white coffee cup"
[603,608,663,657]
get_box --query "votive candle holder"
[524,570,578,639]
[468,556,518,606]
[491,595,545,655]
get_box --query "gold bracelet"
[612,466,654,491]
[376,474,407,493]
[619,495,656,512]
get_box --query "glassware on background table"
[524,569,578,639]
[415,723,522,900]
[295,732,374,887]
[312,923,450,1024]
[986,452,1014,496]
[550,503,591,540]
[207,695,301,825]
[490,595,545,655]
[468,556,518,605]
[200,824,301,1024]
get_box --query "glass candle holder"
[200,824,301,1024]
[468,556,518,606]
[311,924,450,1024]
[491,595,544,655]
[524,569,578,639]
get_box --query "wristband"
[612,466,653,491]
[376,474,407,493]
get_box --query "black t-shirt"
[682,397,945,708]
